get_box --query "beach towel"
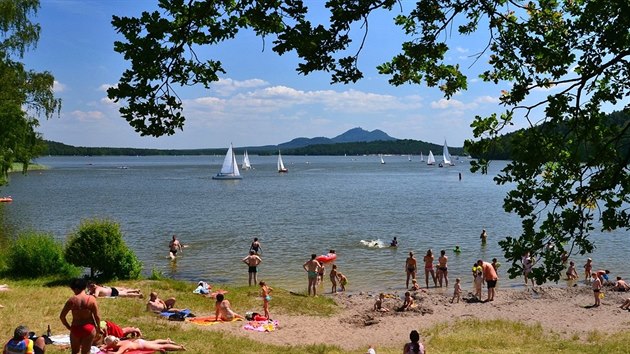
[186,316,244,326]
[159,308,192,318]
[243,320,279,332]
[48,334,71,346]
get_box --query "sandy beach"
[193,284,630,351]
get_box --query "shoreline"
[193,284,630,351]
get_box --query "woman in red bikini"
[60,278,102,354]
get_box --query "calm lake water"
[1,155,627,293]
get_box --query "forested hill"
[44,139,465,157]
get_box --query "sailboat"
[427,150,435,165]
[212,143,242,180]
[442,140,453,166]
[420,152,424,162]
[380,154,386,164]
[242,150,251,170]
[277,150,288,173]
[408,154,412,162]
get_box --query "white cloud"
[53,80,66,92]
[98,84,114,92]
[211,78,269,96]
[455,46,469,53]
[474,95,499,104]
[69,110,105,122]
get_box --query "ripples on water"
[2,155,627,293]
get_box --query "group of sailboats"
[212,144,287,180]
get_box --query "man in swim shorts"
[303,254,321,296]
[242,251,262,286]
[478,259,498,302]
[405,252,417,289]
[169,234,182,259]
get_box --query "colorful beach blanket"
[159,308,192,318]
[186,316,243,326]
[243,320,279,332]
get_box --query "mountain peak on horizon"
[277,127,396,149]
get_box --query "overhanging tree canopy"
[0,0,61,186]
[109,0,630,284]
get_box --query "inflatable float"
[0,196,12,203]
[316,251,337,263]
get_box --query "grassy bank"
[8,162,48,173]
[1,278,629,353]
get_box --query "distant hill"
[277,127,396,149]
[43,127,462,156]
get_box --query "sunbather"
[87,282,143,298]
[102,336,185,353]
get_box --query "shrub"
[64,218,142,280]
[6,230,80,278]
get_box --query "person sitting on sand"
[613,277,630,292]
[403,330,425,354]
[373,293,389,312]
[399,291,414,311]
[214,293,244,321]
[87,282,143,298]
[3,325,46,354]
[566,261,579,280]
[102,335,185,353]
[193,281,211,295]
[410,279,421,291]
[620,298,630,310]
[146,292,179,313]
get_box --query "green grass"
[2,278,630,353]
[8,162,48,173]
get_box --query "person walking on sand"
[303,254,321,296]
[329,264,339,294]
[423,249,437,288]
[478,259,498,302]
[242,251,262,286]
[249,237,262,254]
[566,261,579,280]
[169,235,182,260]
[259,281,273,319]
[437,249,449,288]
[584,258,593,282]
[60,278,103,354]
[405,252,417,289]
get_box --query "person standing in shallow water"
[242,251,262,286]
[303,254,321,296]
[437,249,449,288]
[250,237,262,254]
[405,252,417,289]
[480,229,488,244]
[169,235,182,259]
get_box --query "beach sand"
[192,285,630,351]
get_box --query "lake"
[1,155,627,293]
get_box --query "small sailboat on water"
[408,154,412,162]
[420,152,424,162]
[242,150,251,170]
[380,154,386,164]
[427,150,435,165]
[277,150,288,173]
[442,139,454,167]
[212,143,242,180]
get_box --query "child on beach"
[451,278,462,303]
[491,258,501,271]
[592,272,602,307]
[584,258,593,282]
[373,293,389,312]
[566,261,579,280]
[259,281,273,319]
[330,264,338,294]
[337,272,348,292]
[474,270,483,300]
[317,263,326,286]
[399,291,414,311]
[410,279,421,291]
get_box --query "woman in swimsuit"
[423,249,437,288]
[436,249,449,288]
[60,278,102,354]
[214,293,244,321]
[405,252,417,289]
[103,336,185,353]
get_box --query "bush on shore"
[64,218,142,280]
[4,231,79,278]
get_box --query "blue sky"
[26,0,522,149]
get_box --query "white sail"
[380,154,385,164]
[212,143,242,180]
[242,150,251,170]
[427,150,435,165]
[408,154,412,162]
[277,150,288,172]
[442,140,452,165]
[420,152,424,162]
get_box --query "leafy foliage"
[0,0,61,186]
[64,219,142,280]
[110,1,630,284]
[4,231,79,278]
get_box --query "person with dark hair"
[214,293,244,321]
[3,325,46,354]
[242,251,262,286]
[249,237,262,254]
[402,330,425,354]
[303,254,321,296]
[86,282,143,298]
[60,278,102,354]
